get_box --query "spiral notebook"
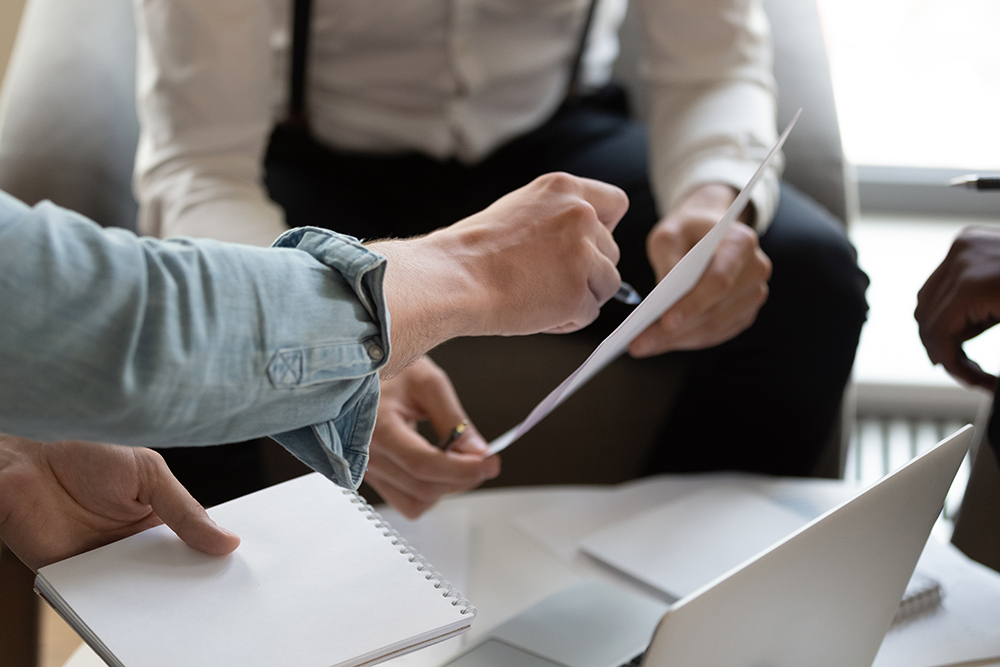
[33,473,475,667]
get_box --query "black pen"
[948,174,1000,191]
[438,420,468,450]
[614,281,642,305]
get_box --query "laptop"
[443,425,974,667]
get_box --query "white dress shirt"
[134,0,780,247]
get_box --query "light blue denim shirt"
[0,190,390,489]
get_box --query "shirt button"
[367,344,385,362]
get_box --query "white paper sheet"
[488,111,801,454]
[577,485,811,599]
[511,475,726,562]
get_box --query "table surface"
[61,474,1000,667]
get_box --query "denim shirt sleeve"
[267,227,393,488]
[0,192,390,489]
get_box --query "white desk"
[62,474,1000,667]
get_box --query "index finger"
[377,420,497,484]
[406,361,490,454]
[914,259,952,327]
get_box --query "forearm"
[638,0,780,230]
[0,194,387,469]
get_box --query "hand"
[0,434,240,571]
[371,172,628,376]
[915,226,1000,391]
[629,184,772,358]
[363,358,499,519]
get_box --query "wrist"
[674,183,755,228]
[368,232,483,372]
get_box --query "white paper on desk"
[577,485,811,599]
[873,537,1000,667]
[511,474,739,563]
[488,110,800,455]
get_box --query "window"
[816,0,1000,173]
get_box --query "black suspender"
[565,0,601,100]
[287,0,312,129]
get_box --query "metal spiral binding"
[343,489,477,617]
[892,576,942,627]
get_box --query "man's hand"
[372,172,628,376]
[0,434,240,571]
[915,226,1000,391]
[363,358,499,519]
[629,184,772,358]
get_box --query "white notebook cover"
[34,473,475,667]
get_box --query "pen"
[438,420,468,450]
[614,281,643,305]
[948,174,1000,191]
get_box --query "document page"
[578,485,811,599]
[488,111,800,454]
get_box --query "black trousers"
[161,98,870,504]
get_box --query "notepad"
[34,473,475,667]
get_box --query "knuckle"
[757,282,770,305]
[705,267,735,294]
[733,222,760,245]
[648,223,681,248]
[562,199,596,227]
[142,447,168,469]
[542,171,576,190]
[758,251,773,279]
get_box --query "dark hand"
[915,226,1000,391]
